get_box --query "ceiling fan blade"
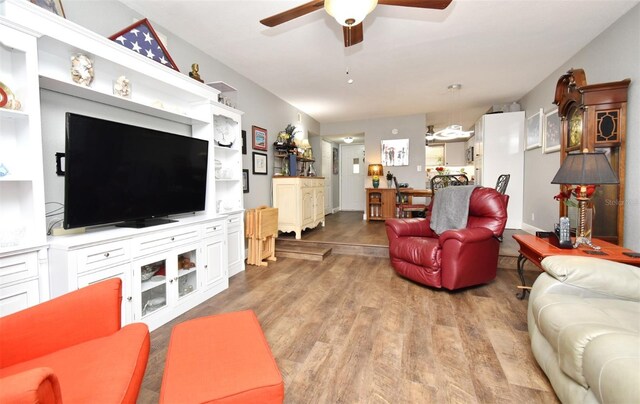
[377,0,453,10]
[343,23,364,47]
[260,1,325,27]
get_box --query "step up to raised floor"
[276,238,389,259]
[275,241,332,261]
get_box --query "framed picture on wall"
[381,138,409,166]
[526,108,543,150]
[242,169,249,193]
[332,147,339,174]
[544,109,561,153]
[252,152,268,175]
[252,126,267,151]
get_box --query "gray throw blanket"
[430,185,479,234]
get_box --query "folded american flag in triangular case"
[109,18,179,72]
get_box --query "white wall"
[321,114,427,210]
[519,4,639,250]
[61,1,321,210]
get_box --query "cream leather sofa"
[528,255,640,403]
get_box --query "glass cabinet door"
[139,258,168,317]
[176,248,198,299]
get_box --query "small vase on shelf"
[372,176,380,188]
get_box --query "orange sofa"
[0,278,150,403]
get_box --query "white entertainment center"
[0,0,244,330]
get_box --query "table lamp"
[367,164,383,187]
[551,150,619,249]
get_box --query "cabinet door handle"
[204,265,208,269]
[127,296,132,301]
[104,252,110,257]
[169,279,174,283]
[171,237,175,241]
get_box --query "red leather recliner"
[385,187,508,290]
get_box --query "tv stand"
[116,218,178,228]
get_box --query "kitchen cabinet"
[444,142,467,166]
[272,177,325,239]
[474,111,525,228]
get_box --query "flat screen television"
[64,113,209,229]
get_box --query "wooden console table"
[366,188,433,221]
[513,234,640,299]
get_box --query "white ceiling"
[121,0,638,132]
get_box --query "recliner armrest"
[438,227,493,245]
[541,256,640,301]
[385,218,436,238]
[0,367,63,404]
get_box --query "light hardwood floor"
[138,213,555,403]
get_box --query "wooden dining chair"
[430,174,469,193]
[394,177,427,218]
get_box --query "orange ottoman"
[159,310,284,404]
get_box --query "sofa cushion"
[583,333,640,403]
[0,323,149,404]
[532,293,640,387]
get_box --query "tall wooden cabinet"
[553,68,629,244]
[272,177,325,239]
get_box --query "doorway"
[340,144,365,211]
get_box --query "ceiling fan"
[260,0,453,47]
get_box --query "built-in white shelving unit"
[0,0,245,325]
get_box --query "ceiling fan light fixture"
[325,0,378,27]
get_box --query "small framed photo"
[544,109,561,154]
[526,108,543,150]
[242,169,249,193]
[31,0,66,18]
[241,130,247,155]
[252,126,268,151]
[252,152,268,175]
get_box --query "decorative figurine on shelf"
[189,63,203,83]
[113,75,131,98]
[70,54,94,86]
[0,81,21,110]
[386,171,393,188]
[0,163,9,177]
[178,255,196,270]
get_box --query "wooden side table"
[513,234,640,299]
[366,188,397,221]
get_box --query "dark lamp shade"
[367,164,383,176]
[551,152,619,185]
